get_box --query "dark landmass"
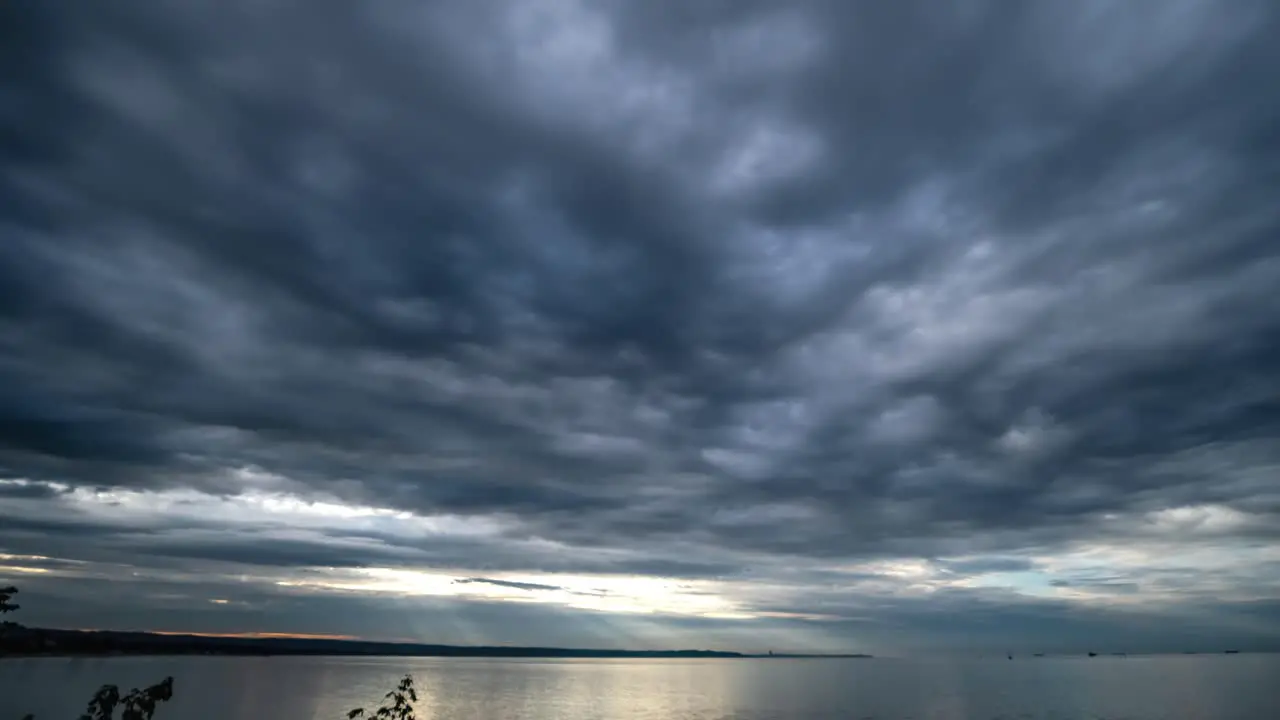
[1,627,862,659]
[744,653,872,659]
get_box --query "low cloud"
[454,578,566,593]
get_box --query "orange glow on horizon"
[141,630,363,641]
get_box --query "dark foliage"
[15,675,417,720]
[76,678,175,720]
[5,586,421,719]
[1,586,19,639]
[346,675,420,720]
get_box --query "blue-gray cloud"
[2,0,1279,653]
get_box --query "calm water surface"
[2,654,1277,720]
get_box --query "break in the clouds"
[2,0,1280,655]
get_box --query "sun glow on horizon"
[276,567,752,619]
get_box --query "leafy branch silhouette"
[76,678,175,720]
[6,586,421,719]
[345,675,420,720]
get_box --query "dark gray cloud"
[455,578,564,592]
[2,0,1279,652]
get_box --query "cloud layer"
[3,0,1279,653]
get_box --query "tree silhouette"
[2,585,22,640]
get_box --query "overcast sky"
[2,0,1279,655]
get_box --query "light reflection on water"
[2,654,1278,720]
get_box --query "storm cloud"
[2,0,1279,654]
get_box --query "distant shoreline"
[0,627,870,660]
[2,652,874,660]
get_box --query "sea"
[2,654,1277,720]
